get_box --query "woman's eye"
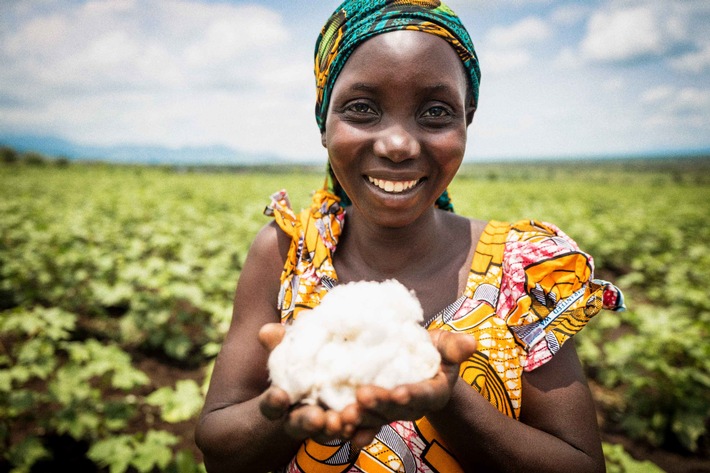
[423,106,450,118]
[347,103,374,114]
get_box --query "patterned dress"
[264,188,625,473]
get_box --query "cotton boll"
[267,311,329,403]
[319,382,357,412]
[267,279,441,410]
[373,326,440,388]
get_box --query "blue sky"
[1,0,709,162]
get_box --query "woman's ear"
[321,131,327,148]
[466,105,476,126]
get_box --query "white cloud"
[602,77,625,92]
[641,85,710,130]
[641,86,674,104]
[481,49,531,74]
[552,46,583,69]
[550,4,590,26]
[1,0,708,162]
[580,2,696,64]
[481,16,549,75]
[2,0,295,91]
[670,43,710,74]
[486,17,551,48]
[582,6,669,62]
[0,0,321,160]
[183,6,287,68]
[657,87,710,113]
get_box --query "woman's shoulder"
[501,219,585,256]
[497,220,589,287]
[507,219,574,239]
[263,186,345,256]
[248,220,291,271]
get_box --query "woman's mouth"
[367,176,420,194]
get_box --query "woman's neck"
[335,206,464,281]
[333,205,486,316]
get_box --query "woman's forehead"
[335,31,468,92]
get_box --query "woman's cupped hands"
[257,322,477,449]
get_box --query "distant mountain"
[0,134,285,166]
[2,133,708,167]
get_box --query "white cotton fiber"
[267,279,441,411]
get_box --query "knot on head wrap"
[314,0,481,133]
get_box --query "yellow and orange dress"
[264,188,625,473]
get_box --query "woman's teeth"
[368,176,418,193]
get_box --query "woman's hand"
[342,330,476,447]
[258,323,356,444]
[257,323,476,448]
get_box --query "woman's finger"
[259,386,291,420]
[430,330,477,365]
[284,404,327,439]
[323,409,344,437]
[351,427,380,449]
[258,323,286,352]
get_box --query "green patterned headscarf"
[315,0,480,213]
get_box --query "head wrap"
[315,0,481,212]
[314,0,480,133]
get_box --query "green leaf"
[603,442,664,473]
[5,435,50,473]
[146,379,203,423]
[87,436,133,473]
[170,449,204,473]
[132,430,179,472]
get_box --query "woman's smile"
[366,175,422,194]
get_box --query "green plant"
[2,160,709,470]
[0,307,149,462]
[146,379,204,423]
[603,442,664,473]
[87,430,178,473]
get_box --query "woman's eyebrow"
[421,83,460,94]
[346,82,458,93]
[347,82,378,92]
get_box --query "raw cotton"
[267,279,441,411]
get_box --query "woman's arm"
[194,222,302,473]
[427,340,605,473]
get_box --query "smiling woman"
[323,30,471,228]
[194,1,625,472]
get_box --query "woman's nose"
[373,122,421,162]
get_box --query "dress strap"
[464,220,511,301]
[265,188,346,322]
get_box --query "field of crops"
[1,156,709,472]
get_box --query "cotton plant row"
[1,162,708,469]
[0,306,205,473]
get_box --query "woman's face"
[323,30,473,228]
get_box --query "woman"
[195,1,625,472]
